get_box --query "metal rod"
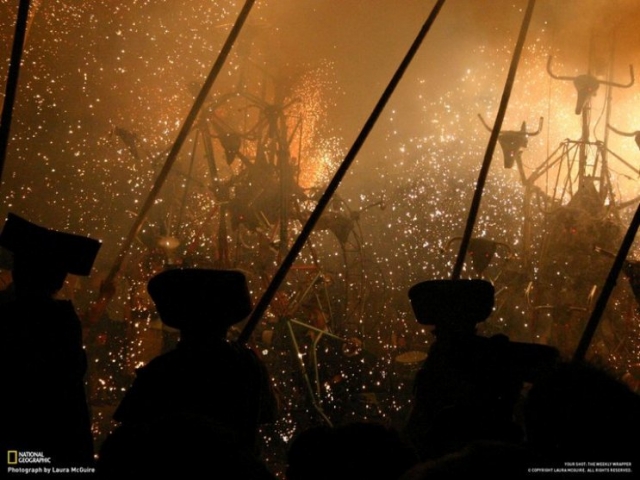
[0,0,31,184]
[238,0,448,344]
[573,202,640,362]
[86,0,256,322]
[286,320,333,426]
[451,0,536,280]
[288,318,346,342]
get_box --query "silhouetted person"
[0,213,101,467]
[402,279,559,460]
[286,420,419,480]
[112,268,278,457]
[523,359,640,468]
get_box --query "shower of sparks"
[2,1,640,477]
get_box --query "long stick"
[451,0,536,280]
[238,0,448,344]
[0,0,31,184]
[573,202,640,362]
[87,0,255,322]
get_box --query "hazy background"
[3,0,640,469]
[2,0,639,357]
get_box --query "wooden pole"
[238,0,448,344]
[451,0,536,280]
[0,0,31,184]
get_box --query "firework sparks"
[2,1,639,475]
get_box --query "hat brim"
[0,213,101,276]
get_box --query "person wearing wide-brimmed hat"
[0,212,101,467]
[110,268,278,458]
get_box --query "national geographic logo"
[7,451,52,465]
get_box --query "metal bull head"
[547,56,634,115]
[607,123,640,152]
[572,75,600,115]
[478,114,543,169]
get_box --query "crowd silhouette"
[2,212,639,479]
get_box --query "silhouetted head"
[523,360,640,464]
[408,279,494,334]
[0,213,101,298]
[286,421,418,480]
[147,268,252,337]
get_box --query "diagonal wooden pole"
[451,0,536,280]
[0,0,31,185]
[87,0,256,322]
[573,202,640,362]
[238,0,448,344]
